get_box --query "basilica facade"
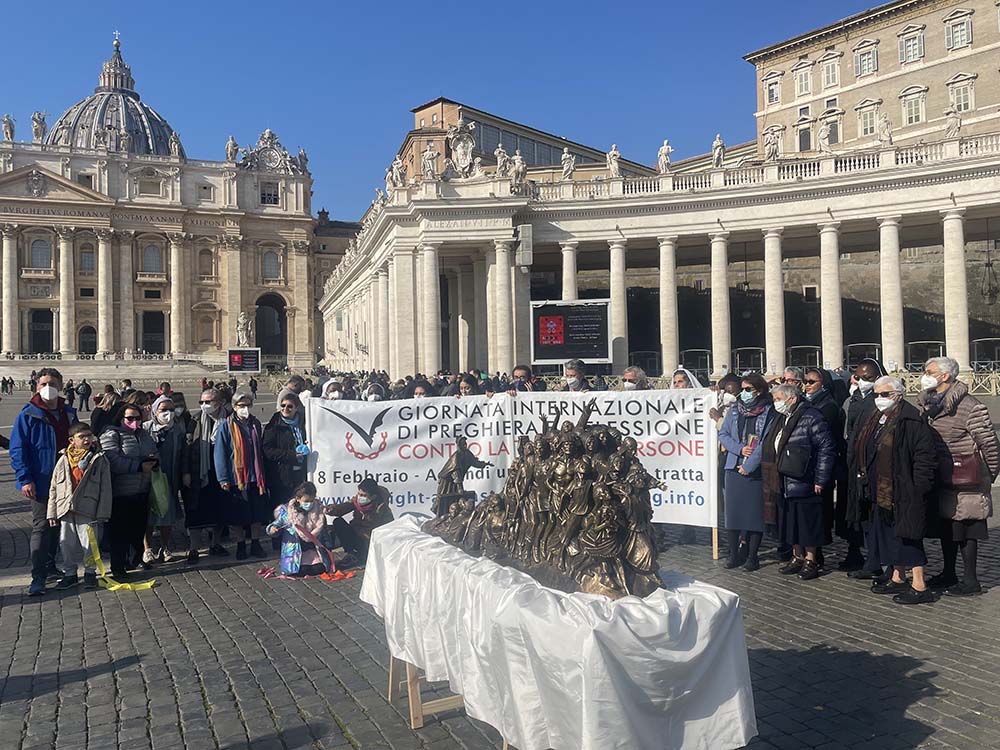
[0,38,317,368]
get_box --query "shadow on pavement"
[217,722,331,750]
[0,655,142,704]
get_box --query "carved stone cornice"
[1,223,19,239]
[168,232,190,245]
[55,226,77,241]
[292,240,310,254]
[95,229,115,242]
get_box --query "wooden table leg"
[406,661,425,729]
[712,527,719,561]
[387,655,399,702]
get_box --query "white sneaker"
[161,548,177,563]
[141,548,157,564]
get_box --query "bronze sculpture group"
[424,403,667,599]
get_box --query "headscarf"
[147,395,175,436]
[672,368,704,388]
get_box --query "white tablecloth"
[359,516,757,750]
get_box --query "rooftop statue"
[656,139,673,174]
[225,135,239,161]
[421,141,439,180]
[712,133,726,168]
[606,144,621,178]
[494,143,512,177]
[1,114,14,142]
[561,147,576,181]
[31,112,48,144]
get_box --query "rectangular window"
[798,105,810,117]
[766,81,780,104]
[260,181,279,205]
[798,127,812,151]
[80,287,95,298]
[138,179,161,196]
[693,279,704,292]
[855,49,877,76]
[796,69,811,96]
[860,109,877,137]
[822,61,839,88]
[481,124,500,153]
[904,97,923,125]
[952,84,972,112]
[825,97,838,109]
[947,19,971,49]
[899,34,924,63]
[803,285,819,302]
[828,121,840,145]
[144,289,162,300]
[198,184,214,201]
[77,174,93,189]
[80,250,95,272]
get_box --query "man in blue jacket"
[10,367,78,595]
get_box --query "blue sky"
[5,0,876,219]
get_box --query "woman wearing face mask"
[802,368,847,565]
[718,374,775,571]
[852,376,937,604]
[100,403,159,580]
[620,366,649,391]
[263,394,310,535]
[170,392,192,433]
[761,384,836,581]
[321,381,343,400]
[365,383,387,402]
[142,396,185,565]
[181,388,229,562]
[214,391,270,560]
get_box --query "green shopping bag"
[149,468,171,518]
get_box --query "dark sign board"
[227,348,261,373]
[530,300,612,365]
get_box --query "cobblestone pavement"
[3,403,1000,747]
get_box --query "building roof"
[744,0,929,64]
[45,36,183,156]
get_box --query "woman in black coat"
[262,394,309,510]
[762,384,835,581]
[803,368,847,562]
[853,376,938,605]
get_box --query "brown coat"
[919,380,1000,521]
[47,450,114,522]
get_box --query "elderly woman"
[671,368,703,389]
[100,401,159,580]
[142,395,185,564]
[803,367,847,566]
[263,393,310,513]
[762,384,836,580]
[621,366,649,391]
[182,388,229,562]
[215,390,270,560]
[854,376,937,604]
[718,373,775,571]
[919,357,1000,597]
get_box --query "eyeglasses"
[742,387,755,393]
[199,400,215,405]
[803,379,821,385]
[280,404,296,410]
[623,379,637,383]
[781,378,801,384]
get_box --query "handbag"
[149,468,172,518]
[948,452,983,490]
[777,444,811,481]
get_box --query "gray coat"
[100,425,157,498]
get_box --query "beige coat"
[47,450,114,523]
[919,381,1000,521]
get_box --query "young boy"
[325,478,395,570]
[47,423,113,589]
[266,481,329,577]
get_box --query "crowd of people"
[6,352,997,606]
[8,369,393,596]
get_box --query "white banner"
[307,390,718,527]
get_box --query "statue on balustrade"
[656,139,673,174]
[31,112,47,143]
[390,154,406,187]
[424,401,667,599]
[561,148,576,181]
[169,131,182,157]
[818,123,832,154]
[712,134,726,168]
[511,149,527,187]
[763,130,780,162]
[119,129,132,153]
[494,143,512,177]
[877,113,893,145]
[606,144,621,178]
[421,141,439,180]
[945,108,962,139]
[225,135,240,161]
[1,114,14,142]
[235,311,253,347]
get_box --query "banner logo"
[325,405,391,460]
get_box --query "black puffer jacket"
[262,411,309,506]
[770,403,836,500]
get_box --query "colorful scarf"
[230,417,266,493]
[736,394,770,419]
[66,445,93,489]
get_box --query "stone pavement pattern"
[3,397,1000,748]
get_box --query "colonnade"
[328,208,974,377]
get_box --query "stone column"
[941,210,970,371]
[818,223,843,368]
[377,267,390,372]
[413,251,424,369]
[57,226,77,354]
[878,216,905,371]
[485,250,497,373]
[387,259,397,375]
[762,228,785,376]
[472,258,487,371]
[1,224,19,355]
[609,239,628,372]
[457,265,474,372]
[493,239,514,374]
[447,273,460,373]
[290,242,312,368]
[560,241,579,301]
[709,232,731,378]
[168,233,188,356]
[657,236,679,375]
[421,243,442,375]
[392,248,418,375]
[119,231,135,352]
[96,229,114,354]
[512,263,531,367]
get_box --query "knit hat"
[232,389,254,406]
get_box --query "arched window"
[199,316,215,343]
[262,251,280,281]
[79,243,95,272]
[198,249,214,277]
[30,239,52,269]
[142,244,163,273]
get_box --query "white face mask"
[200,403,216,415]
[920,374,940,392]
[157,411,174,425]
[565,376,578,387]
[235,406,250,419]
[773,399,792,415]
[40,384,59,401]
[721,392,737,406]
[414,393,426,399]
[874,396,897,412]
[366,393,380,402]
[327,390,342,400]
[856,378,875,394]
[622,381,637,391]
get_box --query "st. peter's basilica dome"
[44,37,184,157]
